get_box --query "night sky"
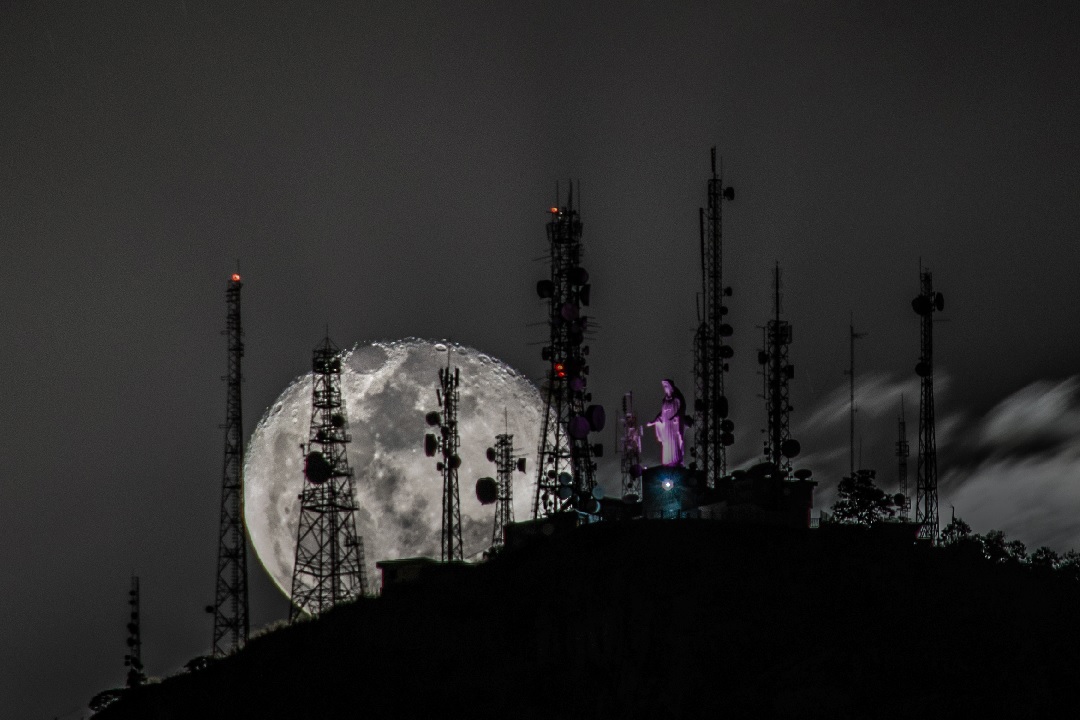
[3,1,1079,717]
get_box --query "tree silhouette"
[940,515,973,546]
[830,470,898,526]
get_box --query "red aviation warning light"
[549,207,559,214]
[231,273,241,283]
[554,362,566,378]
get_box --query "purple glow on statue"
[648,379,686,467]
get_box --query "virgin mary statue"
[647,379,686,467]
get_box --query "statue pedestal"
[641,465,702,519]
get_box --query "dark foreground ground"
[96,520,1080,719]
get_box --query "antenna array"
[912,268,944,540]
[289,336,367,619]
[532,184,605,518]
[692,147,736,485]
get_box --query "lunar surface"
[245,338,544,601]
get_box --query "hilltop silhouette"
[95,520,1080,719]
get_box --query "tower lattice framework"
[210,272,248,656]
[125,575,145,688]
[759,263,797,472]
[619,392,642,500]
[289,336,367,620]
[431,361,463,562]
[490,432,519,549]
[912,269,943,541]
[533,184,604,518]
[896,398,910,520]
[693,147,736,486]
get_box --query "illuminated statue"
[647,379,686,467]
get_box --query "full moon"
[244,338,544,600]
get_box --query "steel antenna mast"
[289,336,367,619]
[209,271,249,656]
[693,148,736,487]
[896,395,910,520]
[845,316,866,478]
[532,183,605,519]
[912,267,944,541]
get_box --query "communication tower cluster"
[532,184,606,518]
[425,358,464,562]
[289,336,367,619]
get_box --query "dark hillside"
[97,521,1080,719]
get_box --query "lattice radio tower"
[896,396,910,520]
[209,272,248,656]
[845,317,866,478]
[124,575,145,688]
[693,147,736,486]
[533,183,605,518]
[423,357,464,561]
[912,267,944,540]
[289,336,367,620]
[757,264,800,472]
[619,392,643,501]
[483,417,526,550]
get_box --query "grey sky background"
[2,1,1078,717]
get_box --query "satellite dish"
[425,411,441,427]
[893,493,905,506]
[560,303,579,322]
[794,468,813,480]
[731,469,747,479]
[331,413,345,428]
[758,351,769,365]
[329,358,341,373]
[313,358,326,373]
[579,284,592,307]
[915,361,930,377]
[723,186,735,201]
[517,457,527,473]
[630,463,644,478]
[935,292,945,312]
[536,280,554,299]
[720,305,729,315]
[720,345,734,359]
[569,266,589,286]
[304,451,332,484]
[721,432,735,446]
[568,415,591,439]
[584,498,600,514]
[623,493,640,503]
[436,462,444,471]
[547,469,557,479]
[424,433,438,457]
[694,398,705,412]
[719,323,734,337]
[586,404,606,432]
[486,447,496,462]
[475,477,498,505]
[720,419,734,432]
[592,485,605,500]
[911,295,933,316]
[717,395,729,418]
[591,443,604,458]
[781,438,801,458]
[558,472,573,486]
[315,429,328,443]
[557,485,573,500]
[448,454,461,469]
